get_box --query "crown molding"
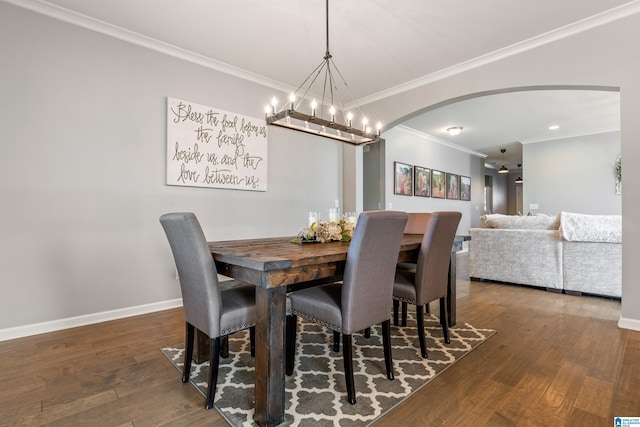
[2,0,294,94]
[395,125,487,158]
[520,128,620,144]
[5,0,640,105]
[357,0,640,106]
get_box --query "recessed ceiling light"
[548,125,560,130]
[446,126,463,136]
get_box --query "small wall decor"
[614,154,622,195]
[460,176,471,201]
[394,161,413,195]
[431,169,446,198]
[446,173,459,200]
[414,166,431,197]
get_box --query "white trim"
[0,298,183,342]
[4,0,640,104]
[357,0,640,106]
[618,316,640,331]
[520,128,620,144]
[394,125,488,158]
[1,0,294,94]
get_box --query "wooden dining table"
[207,234,468,427]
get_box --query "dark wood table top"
[208,234,424,289]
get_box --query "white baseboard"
[618,316,640,331]
[0,298,183,342]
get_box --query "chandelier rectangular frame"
[266,109,382,146]
[264,0,384,147]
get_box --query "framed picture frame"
[446,173,459,200]
[414,166,431,197]
[431,169,445,199]
[394,161,413,196]
[460,175,471,201]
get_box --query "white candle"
[308,212,318,227]
[328,208,338,223]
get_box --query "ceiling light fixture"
[264,0,382,146]
[446,126,463,136]
[515,165,523,184]
[498,148,509,174]
[548,125,560,130]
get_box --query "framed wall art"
[166,97,268,191]
[446,173,459,200]
[460,175,471,201]
[394,161,413,196]
[414,166,431,197]
[431,169,445,198]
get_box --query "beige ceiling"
[20,0,631,166]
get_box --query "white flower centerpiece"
[292,219,355,243]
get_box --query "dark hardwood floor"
[1,254,638,426]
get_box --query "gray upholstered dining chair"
[159,212,256,410]
[286,210,408,405]
[393,211,461,358]
[395,212,432,275]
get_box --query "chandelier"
[264,0,383,146]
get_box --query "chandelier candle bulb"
[330,106,336,123]
[376,122,382,136]
[362,117,368,131]
[289,93,295,110]
[271,97,277,114]
[347,111,353,128]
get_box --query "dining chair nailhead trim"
[221,323,256,335]
[393,296,417,304]
[291,311,342,333]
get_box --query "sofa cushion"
[481,213,559,230]
[559,212,621,243]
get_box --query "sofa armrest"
[469,228,563,289]
[563,241,621,297]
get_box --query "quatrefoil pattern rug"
[161,312,495,426]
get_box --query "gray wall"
[0,3,342,331]
[523,132,621,215]
[483,168,509,215]
[1,2,639,335]
[360,11,640,329]
[382,126,485,234]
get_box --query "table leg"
[253,286,287,427]
[447,252,457,327]
[193,329,210,363]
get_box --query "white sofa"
[469,212,621,298]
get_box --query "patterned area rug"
[161,312,495,426]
